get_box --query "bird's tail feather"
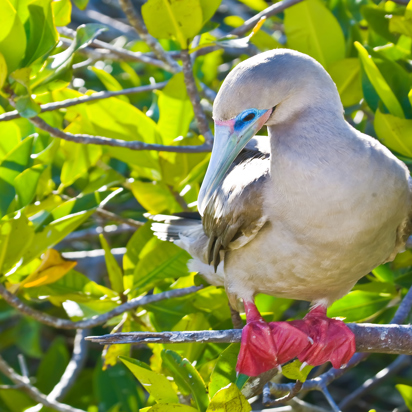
[144,213,202,242]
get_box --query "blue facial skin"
[234,109,269,133]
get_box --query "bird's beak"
[198,108,273,215]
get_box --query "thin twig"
[321,385,341,412]
[58,27,167,69]
[0,82,168,122]
[0,285,202,329]
[229,304,243,329]
[95,208,144,229]
[339,354,411,410]
[0,355,85,412]
[230,0,305,37]
[117,0,181,73]
[181,49,214,145]
[263,381,303,407]
[25,330,90,412]
[29,116,212,153]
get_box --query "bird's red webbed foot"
[236,301,309,377]
[290,305,356,369]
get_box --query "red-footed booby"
[150,49,412,377]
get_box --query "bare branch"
[181,49,214,145]
[85,323,412,355]
[58,27,167,69]
[29,116,212,153]
[0,285,202,329]
[0,82,168,122]
[95,208,144,229]
[339,354,411,410]
[321,385,341,412]
[117,0,181,73]
[230,0,305,37]
[263,381,303,407]
[0,355,86,412]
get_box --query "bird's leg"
[290,305,356,369]
[236,300,309,377]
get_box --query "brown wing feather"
[202,147,270,271]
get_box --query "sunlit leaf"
[206,383,251,412]
[52,0,72,26]
[120,356,179,404]
[99,234,124,294]
[397,384,412,411]
[284,0,345,67]
[281,359,313,382]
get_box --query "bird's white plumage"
[151,49,412,309]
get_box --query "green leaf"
[0,0,26,72]
[0,52,7,89]
[0,135,33,217]
[355,42,405,118]
[199,0,222,24]
[209,343,240,398]
[99,234,124,294]
[397,384,412,411]
[328,58,362,107]
[236,0,267,11]
[374,109,412,157]
[389,16,412,38]
[52,0,72,26]
[119,356,179,404]
[206,383,251,412]
[372,264,394,283]
[362,6,399,44]
[142,0,203,49]
[0,212,35,273]
[91,67,129,102]
[132,241,190,294]
[157,73,194,145]
[36,336,69,393]
[281,359,313,382]
[72,0,89,10]
[327,290,394,322]
[23,0,59,67]
[14,164,46,207]
[284,0,345,68]
[161,349,209,412]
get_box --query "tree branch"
[29,116,212,153]
[181,50,214,145]
[0,285,202,329]
[58,27,167,69]
[339,354,411,410]
[85,323,412,355]
[0,82,168,122]
[230,0,305,37]
[95,208,144,229]
[0,355,85,412]
[117,0,181,73]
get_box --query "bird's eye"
[242,113,256,122]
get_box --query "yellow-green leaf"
[355,42,404,119]
[206,383,251,412]
[281,359,313,382]
[0,52,6,90]
[52,0,72,26]
[397,384,412,411]
[374,109,412,157]
[147,405,198,412]
[328,58,362,107]
[119,356,180,404]
[284,0,345,68]
[142,0,203,49]
[99,234,124,294]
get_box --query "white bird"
[150,49,412,377]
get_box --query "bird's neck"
[267,104,350,165]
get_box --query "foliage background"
[0,0,412,411]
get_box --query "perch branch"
[85,323,412,355]
[95,208,144,229]
[0,355,85,412]
[230,0,305,37]
[0,285,202,329]
[181,49,214,145]
[0,82,168,122]
[29,116,212,153]
[118,0,181,73]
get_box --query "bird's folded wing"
[202,143,270,271]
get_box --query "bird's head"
[198,48,342,215]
